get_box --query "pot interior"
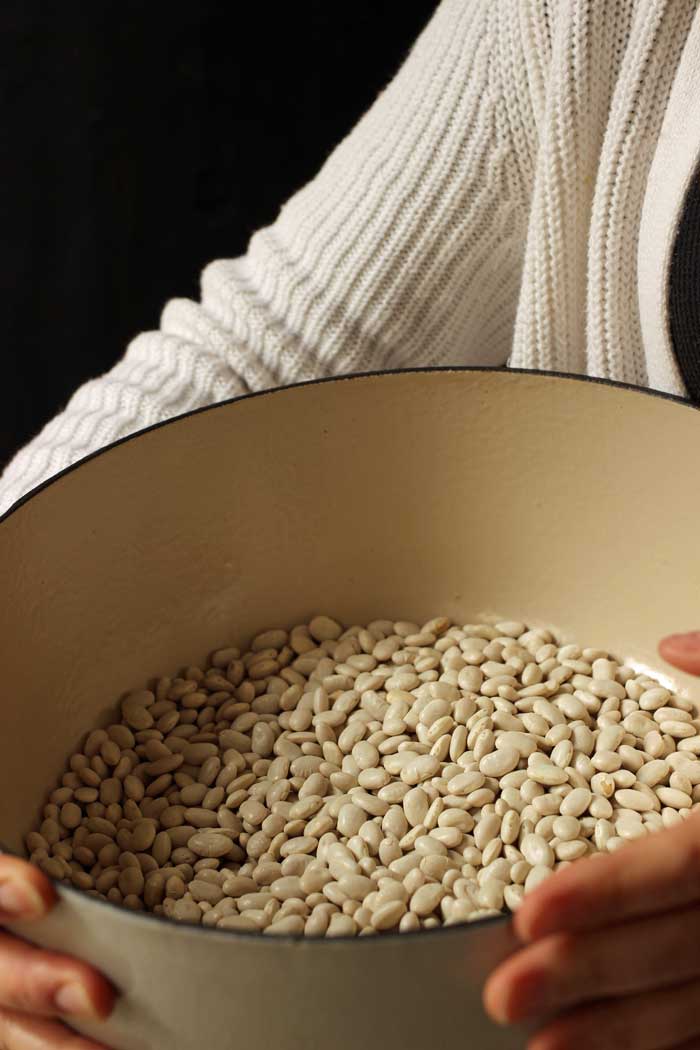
[1,370,698,850]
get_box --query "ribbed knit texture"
[2,0,698,514]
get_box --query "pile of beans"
[25,615,700,937]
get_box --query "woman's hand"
[483,629,700,1049]
[0,856,114,1049]
[659,631,700,676]
[484,811,700,1049]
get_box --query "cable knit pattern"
[1,0,697,514]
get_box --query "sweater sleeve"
[0,0,535,515]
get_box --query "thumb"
[659,631,700,676]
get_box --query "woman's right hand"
[0,855,115,1048]
[659,630,700,675]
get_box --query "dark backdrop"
[0,2,436,469]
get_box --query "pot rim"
[2,365,697,528]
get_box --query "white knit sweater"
[4,0,700,514]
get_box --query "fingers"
[0,933,115,1022]
[0,856,116,1027]
[514,812,700,941]
[0,857,56,922]
[484,904,700,1024]
[0,1007,109,1050]
[659,632,700,676]
[525,978,700,1050]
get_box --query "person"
[2,1,700,1046]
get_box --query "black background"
[1,2,436,469]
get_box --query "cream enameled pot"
[2,369,699,1050]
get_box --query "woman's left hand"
[484,812,700,1049]
[483,629,700,1049]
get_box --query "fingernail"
[0,879,44,919]
[54,982,96,1019]
[486,996,511,1026]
